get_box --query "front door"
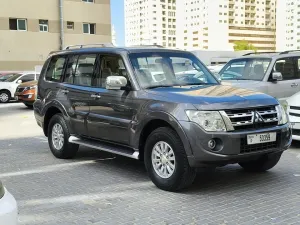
[87,54,134,145]
[267,57,300,100]
[61,54,98,136]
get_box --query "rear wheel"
[239,152,283,172]
[144,127,196,192]
[48,113,79,159]
[0,91,10,103]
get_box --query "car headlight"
[276,104,289,125]
[186,110,226,132]
[29,85,37,90]
[0,181,5,199]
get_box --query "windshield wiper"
[146,85,176,89]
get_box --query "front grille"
[240,133,281,153]
[290,106,300,110]
[289,112,300,117]
[292,129,300,136]
[225,106,278,131]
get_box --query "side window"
[64,55,79,84]
[45,56,66,82]
[97,55,129,88]
[273,58,296,80]
[296,58,300,79]
[19,74,35,83]
[73,54,96,86]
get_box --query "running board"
[69,136,139,159]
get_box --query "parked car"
[15,80,38,108]
[0,181,18,225]
[0,73,19,82]
[0,72,39,103]
[218,51,300,100]
[34,45,291,191]
[286,93,300,141]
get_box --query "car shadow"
[291,140,300,148]
[74,146,287,193]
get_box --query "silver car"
[219,51,300,100]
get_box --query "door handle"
[91,94,101,99]
[291,83,299,87]
[61,89,69,94]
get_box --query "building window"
[9,18,27,31]
[82,0,94,2]
[39,20,48,32]
[67,21,74,30]
[83,23,95,34]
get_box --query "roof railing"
[65,43,115,50]
[128,44,165,48]
[279,50,300,55]
[242,51,279,56]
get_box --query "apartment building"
[125,0,177,47]
[276,0,300,51]
[0,0,111,70]
[177,0,276,51]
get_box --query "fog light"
[28,95,32,98]
[208,139,216,149]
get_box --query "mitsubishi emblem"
[254,111,264,123]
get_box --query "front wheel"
[0,91,10,103]
[239,152,283,172]
[48,113,79,159]
[144,127,196,192]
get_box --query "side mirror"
[17,80,22,84]
[106,76,127,90]
[272,72,283,81]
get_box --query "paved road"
[1,103,300,225]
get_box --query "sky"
[111,0,125,46]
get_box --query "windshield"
[219,58,271,81]
[129,52,218,89]
[0,73,21,82]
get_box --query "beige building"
[0,0,111,70]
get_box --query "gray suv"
[34,45,291,191]
[219,51,300,100]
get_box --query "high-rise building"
[276,0,300,51]
[124,0,177,47]
[177,0,276,51]
[0,0,111,70]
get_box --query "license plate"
[247,132,276,145]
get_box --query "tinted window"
[273,58,298,80]
[5,74,22,82]
[19,74,35,83]
[64,55,79,84]
[0,73,19,82]
[73,54,96,86]
[45,56,66,82]
[96,55,128,88]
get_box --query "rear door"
[87,54,134,145]
[61,54,97,137]
[267,57,300,100]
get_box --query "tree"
[233,40,257,51]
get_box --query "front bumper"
[180,121,292,167]
[15,90,36,104]
[0,189,18,225]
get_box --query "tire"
[48,113,79,159]
[0,90,11,103]
[144,127,196,192]
[24,103,33,109]
[239,152,283,172]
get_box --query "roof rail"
[65,43,115,50]
[243,51,279,56]
[279,50,300,55]
[129,44,165,48]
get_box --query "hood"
[18,80,37,87]
[287,91,300,106]
[145,85,278,110]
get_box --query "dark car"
[34,44,291,191]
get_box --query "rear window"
[45,56,66,82]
